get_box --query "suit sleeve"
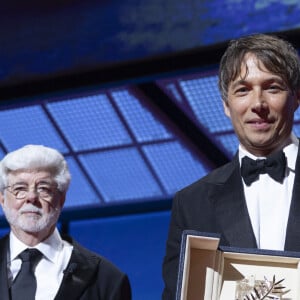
[162,191,185,300]
[97,259,132,300]
[161,178,218,300]
[108,273,131,300]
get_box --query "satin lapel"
[0,235,11,300]
[285,145,300,251]
[212,157,257,248]
[54,243,99,300]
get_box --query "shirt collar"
[238,133,299,172]
[9,227,64,263]
[283,133,298,172]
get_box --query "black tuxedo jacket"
[0,235,131,300]
[162,148,300,300]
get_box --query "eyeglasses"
[5,184,58,201]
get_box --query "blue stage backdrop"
[1,0,300,87]
[0,1,300,299]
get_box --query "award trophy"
[235,275,286,300]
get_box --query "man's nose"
[251,90,268,112]
[25,189,39,202]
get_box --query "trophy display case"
[176,230,300,300]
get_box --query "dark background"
[1,1,300,299]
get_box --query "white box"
[177,230,300,300]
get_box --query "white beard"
[2,203,60,233]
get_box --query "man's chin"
[18,222,46,233]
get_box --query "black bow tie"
[241,151,287,186]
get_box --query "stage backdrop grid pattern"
[111,89,174,142]
[46,95,133,151]
[0,83,212,216]
[142,142,209,195]
[0,105,68,153]
[1,71,300,216]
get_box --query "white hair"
[0,145,71,193]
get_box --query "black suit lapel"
[54,240,100,300]
[0,235,12,300]
[212,156,257,248]
[285,144,300,251]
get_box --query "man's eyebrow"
[265,77,286,85]
[9,181,27,186]
[37,180,53,185]
[230,76,285,88]
[9,179,53,186]
[230,79,247,90]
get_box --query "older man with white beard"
[0,145,131,300]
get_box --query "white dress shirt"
[239,133,298,251]
[8,228,73,300]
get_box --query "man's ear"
[223,100,231,118]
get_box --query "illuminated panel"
[142,141,210,194]
[111,89,174,142]
[78,148,164,203]
[215,133,239,157]
[46,94,132,151]
[179,75,232,133]
[0,83,214,216]
[159,74,236,158]
[63,157,101,208]
[163,83,184,104]
[0,105,68,153]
